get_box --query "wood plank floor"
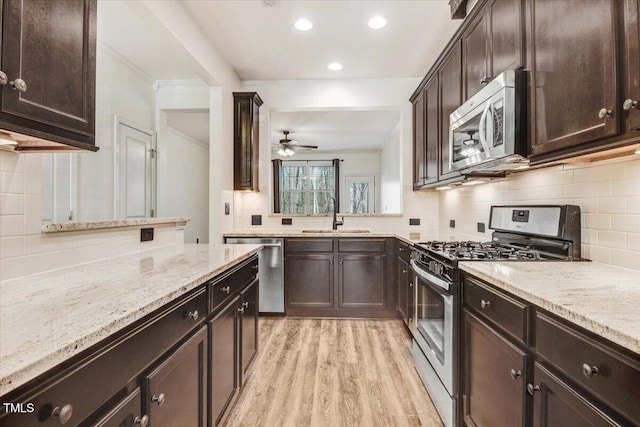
[224,318,443,427]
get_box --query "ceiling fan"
[274,131,318,157]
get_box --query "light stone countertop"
[459,261,640,355]
[41,217,191,233]
[0,243,261,396]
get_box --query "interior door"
[345,176,375,214]
[115,120,156,219]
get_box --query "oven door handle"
[410,260,451,293]
[478,100,492,157]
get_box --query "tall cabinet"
[233,92,263,191]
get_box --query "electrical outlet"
[449,220,456,228]
[251,215,262,226]
[140,228,154,242]
[224,203,230,215]
[282,218,292,225]
[409,218,421,226]
[477,222,486,233]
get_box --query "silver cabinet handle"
[582,363,599,378]
[243,302,249,308]
[623,99,638,110]
[480,299,492,309]
[151,393,165,406]
[339,261,344,265]
[480,76,491,84]
[0,71,7,85]
[598,108,612,119]
[526,383,540,395]
[9,78,27,92]
[221,286,231,294]
[510,369,522,380]
[238,307,245,314]
[51,404,73,424]
[402,269,407,274]
[134,415,149,427]
[186,310,199,321]
[251,264,258,270]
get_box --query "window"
[346,176,375,214]
[275,160,337,214]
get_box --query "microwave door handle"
[478,101,492,156]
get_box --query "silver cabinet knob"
[251,264,258,270]
[186,310,199,321]
[0,71,7,85]
[526,383,540,395]
[51,404,73,424]
[480,76,491,84]
[339,261,344,265]
[510,369,522,380]
[9,78,27,92]
[221,286,231,294]
[409,282,414,288]
[480,299,492,309]
[238,307,245,314]
[243,301,249,308]
[582,363,599,378]
[151,393,165,406]
[134,415,149,427]
[623,99,638,111]
[402,269,407,274]
[598,108,612,119]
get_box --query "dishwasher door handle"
[260,243,282,248]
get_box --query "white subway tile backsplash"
[23,154,42,195]
[585,181,611,197]
[627,233,640,251]
[0,150,24,173]
[0,215,24,236]
[598,231,626,249]
[598,197,626,214]
[574,163,626,182]
[0,236,24,259]
[0,193,24,215]
[583,214,611,230]
[626,158,640,178]
[628,197,640,214]
[611,249,640,270]
[581,244,611,264]
[24,195,42,235]
[610,177,640,197]
[611,215,640,233]
[0,172,24,194]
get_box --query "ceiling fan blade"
[295,144,318,149]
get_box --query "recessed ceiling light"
[294,18,313,31]
[635,145,640,155]
[368,16,387,29]
[328,62,343,71]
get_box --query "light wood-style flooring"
[224,318,443,427]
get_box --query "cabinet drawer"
[209,256,258,313]
[463,276,529,346]
[338,238,386,253]
[0,287,207,427]
[285,238,334,253]
[536,312,640,425]
[397,240,411,261]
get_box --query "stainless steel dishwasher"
[224,237,284,314]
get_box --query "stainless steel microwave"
[449,70,528,173]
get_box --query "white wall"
[439,156,640,271]
[380,123,402,213]
[234,78,439,233]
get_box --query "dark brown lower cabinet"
[338,254,385,309]
[530,363,620,427]
[93,388,145,427]
[240,278,259,386]
[397,256,409,324]
[209,296,240,427]
[285,254,334,312]
[144,326,208,427]
[463,310,528,427]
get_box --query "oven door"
[410,260,454,394]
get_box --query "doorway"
[345,175,376,214]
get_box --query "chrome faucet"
[329,197,344,230]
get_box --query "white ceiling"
[165,110,210,146]
[97,1,202,81]
[270,109,401,152]
[182,0,462,80]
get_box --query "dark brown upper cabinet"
[463,0,525,100]
[412,88,426,189]
[439,41,463,183]
[527,0,619,157]
[233,92,263,191]
[425,76,440,185]
[0,0,98,152]
[624,0,640,131]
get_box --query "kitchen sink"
[301,229,370,233]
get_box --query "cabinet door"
[233,93,262,191]
[439,42,463,182]
[412,89,426,188]
[338,254,385,309]
[240,278,259,386]
[0,0,96,149]
[531,363,621,427]
[397,257,409,323]
[424,76,440,184]
[285,254,334,310]
[143,326,207,427]
[209,296,240,427]
[463,310,528,427]
[488,0,525,77]
[624,0,640,130]
[463,10,489,100]
[94,388,146,427]
[529,0,619,156]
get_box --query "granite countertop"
[42,217,191,233]
[459,261,640,355]
[0,243,262,396]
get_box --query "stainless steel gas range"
[409,205,581,427]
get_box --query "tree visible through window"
[279,161,335,214]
